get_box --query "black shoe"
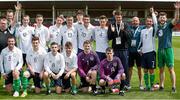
[46,89,51,95]
[172,87,176,93]
[119,90,125,96]
[159,87,164,91]
[100,86,106,94]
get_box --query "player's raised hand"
[15,3,22,11]
[150,7,154,13]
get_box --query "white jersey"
[44,52,65,75]
[15,25,34,54]
[56,25,78,54]
[93,26,108,53]
[49,24,62,44]
[0,46,23,74]
[63,52,78,73]
[26,46,47,73]
[77,24,95,50]
[34,25,49,50]
[140,27,156,53]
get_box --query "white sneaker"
[13,91,19,97]
[124,85,131,90]
[139,85,144,90]
[88,86,92,92]
[3,85,5,88]
[31,85,35,89]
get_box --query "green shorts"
[158,48,174,68]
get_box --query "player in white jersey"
[138,7,158,91]
[0,36,23,97]
[62,41,78,95]
[49,15,65,44]
[15,15,34,66]
[92,15,109,61]
[34,14,50,51]
[76,14,95,53]
[43,42,65,95]
[20,36,47,97]
[56,16,78,54]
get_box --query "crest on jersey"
[158,30,163,37]
[13,54,16,58]
[90,56,94,61]
[113,62,117,67]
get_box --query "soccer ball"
[153,83,160,90]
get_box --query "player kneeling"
[0,36,23,97]
[62,41,78,95]
[21,36,47,97]
[43,42,65,95]
[99,47,126,96]
[78,40,100,95]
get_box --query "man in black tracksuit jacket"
[107,10,132,90]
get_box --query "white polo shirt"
[63,52,78,73]
[140,27,156,53]
[57,25,78,54]
[49,24,62,44]
[34,25,49,50]
[76,24,95,50]
[15,25,35,54]
[0,46,23,75]
[44,52,65,75]
[93,26,108,53]
[26,46,47,73]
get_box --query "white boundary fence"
[173,31,180,36]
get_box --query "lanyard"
[133,27,139,37]
[116,22,122,36]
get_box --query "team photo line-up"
[0,2,179,97]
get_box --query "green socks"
[72,85,77,93]
[144,73,155,90]
[150,74,155,87]
[144,73,149,89]
[22,76,28,92]
[13,78,20,92]
[46,83,50,91]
